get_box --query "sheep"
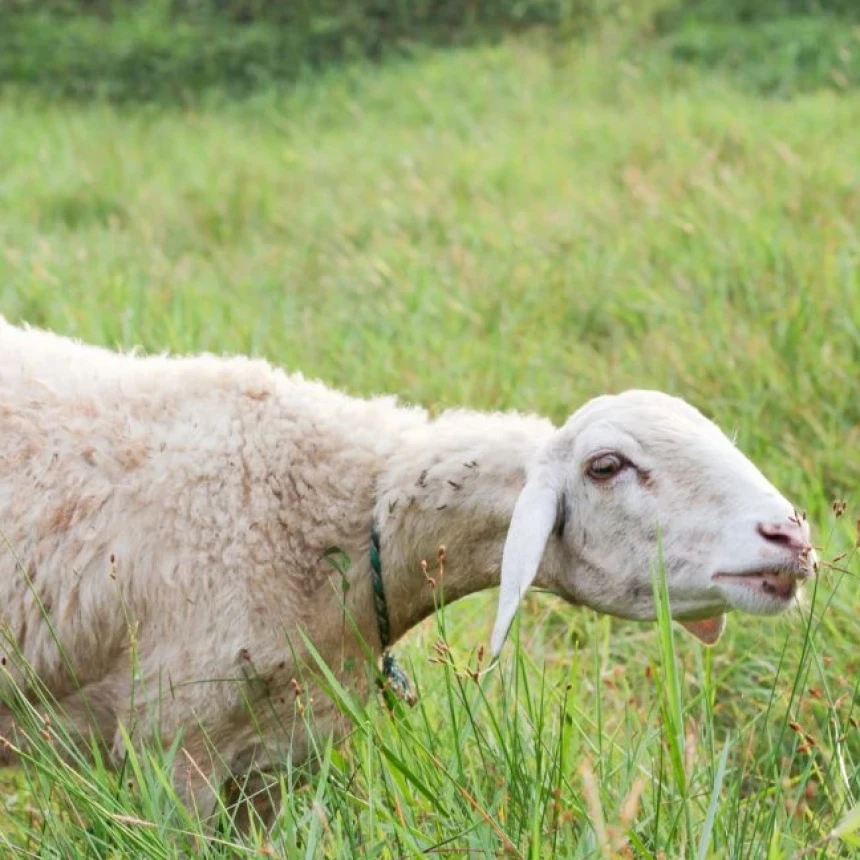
[0,316,816,820]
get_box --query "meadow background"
[0,1,858,856]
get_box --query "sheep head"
[490,390,815,655]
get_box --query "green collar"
[369,521,416,709]
[369,523,391,650]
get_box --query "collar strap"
[369,522,391,650]
[369,520,416,709]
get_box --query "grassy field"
[1,16,859,859]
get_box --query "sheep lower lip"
[713,570,799,600]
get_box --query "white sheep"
[0,317,815,818]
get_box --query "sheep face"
[491,390,815,654]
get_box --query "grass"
[1,17,859,859]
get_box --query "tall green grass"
[3,544,857,855]
[1,22,859,859]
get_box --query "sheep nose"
[757,520,811,555]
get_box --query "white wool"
[0,317,815,816]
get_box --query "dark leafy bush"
[0,0,858,102]
[654,0,860,97]
[0,1,582,102]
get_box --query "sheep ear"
[679,615,726,646]
[490,470,559,657]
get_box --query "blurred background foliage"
[0,0,858,103]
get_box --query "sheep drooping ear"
[490,467,560,657]
[679,615,726,646]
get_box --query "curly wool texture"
[0,318,552,810]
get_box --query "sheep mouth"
[712,567,808,601]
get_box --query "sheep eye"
[586,453,626,481]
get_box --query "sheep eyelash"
[585,452,634,481]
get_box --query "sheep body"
[0,318,814,816]
[0,318,555,809]
[0,320,429,790]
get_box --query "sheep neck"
[372,410,557,646]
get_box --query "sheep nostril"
[757,522,808,553]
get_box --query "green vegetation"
[658,0,860,96]
[1,1,859,856]
[1,1,859,101]
[0,0,572,102]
